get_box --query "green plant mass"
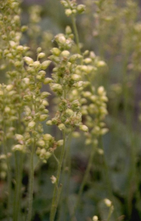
[0,0,141,221]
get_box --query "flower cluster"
[46,29,88,134]
[68,49,108,145]
[82,86,108,146]
[61,0,86,17]
[0,0,56,163]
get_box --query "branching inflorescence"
[0,0,109,221]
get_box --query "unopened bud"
[65,9,72,16]
[58,123,66,131]
[61,50,70,57]
[77,4,86,13]
[50,175,57,184]
[38,52,45,59]
[57,139,64,146]
[41,60,51,70]
[24,56,34,65]
[28,121,35,129]
[79,125,88,132]
[51,48,61,56]
[104,199,112,207]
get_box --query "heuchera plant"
[0,1,108,221]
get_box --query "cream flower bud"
[38,52,45,59]
[97,86,105,95]
[9,41,17,48]
[70,54,82,62]
[43,134,53,141]
[21,25,28,32]
[57,139,64,146]
[97,60,106,67]
[65,109,74,116]
[72,9,77,14]
[12,144,24,152]
[101,128,108,135]
[4,107,11,113]
[11,2,19,9]
[46,120,53,125]
[50,175,57,184]
[23,78,30,85]
[65,9,72,16]
[71,74,81,81]
[46,151,52,157]
[84,58,92,64]
[51,48,61,56]
[6,84,13,91]
[79,125,88,132]
[58,123,66,131]
[44,78,53,84]
[52,84,62,93]
[41,60,51,70]
[17,45,24,51]
[40,114,48,121]
[93,216,98,221]
[41,99,48,106]
[104,199,112,207]
[15,134,23,141]
[57,34,66,44]
[61,50,70,57]
[24,56,34,65]
[28,121,35,129]
[66,26,72,34]
[32,61,40,68]
[77,4,86,13]
[97,149,104,155]
[14,15,20,22]
[37,140,45,147]
[83,91,92,98]
[36,75,43,80]
[0,154,6,160]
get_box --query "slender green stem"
[71,15,81,54]
[1,116,12,220]
[66,0,81,54]
[27,142,35,221]
[100,137,118,219]
[57,133,72,221]
[107,206,114,221]
[50,132,66,221]
[3,129,12,221]
[13,152,23,221]
[2,89,12,221]
[13,111,24,221]
[71,144,97,221]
